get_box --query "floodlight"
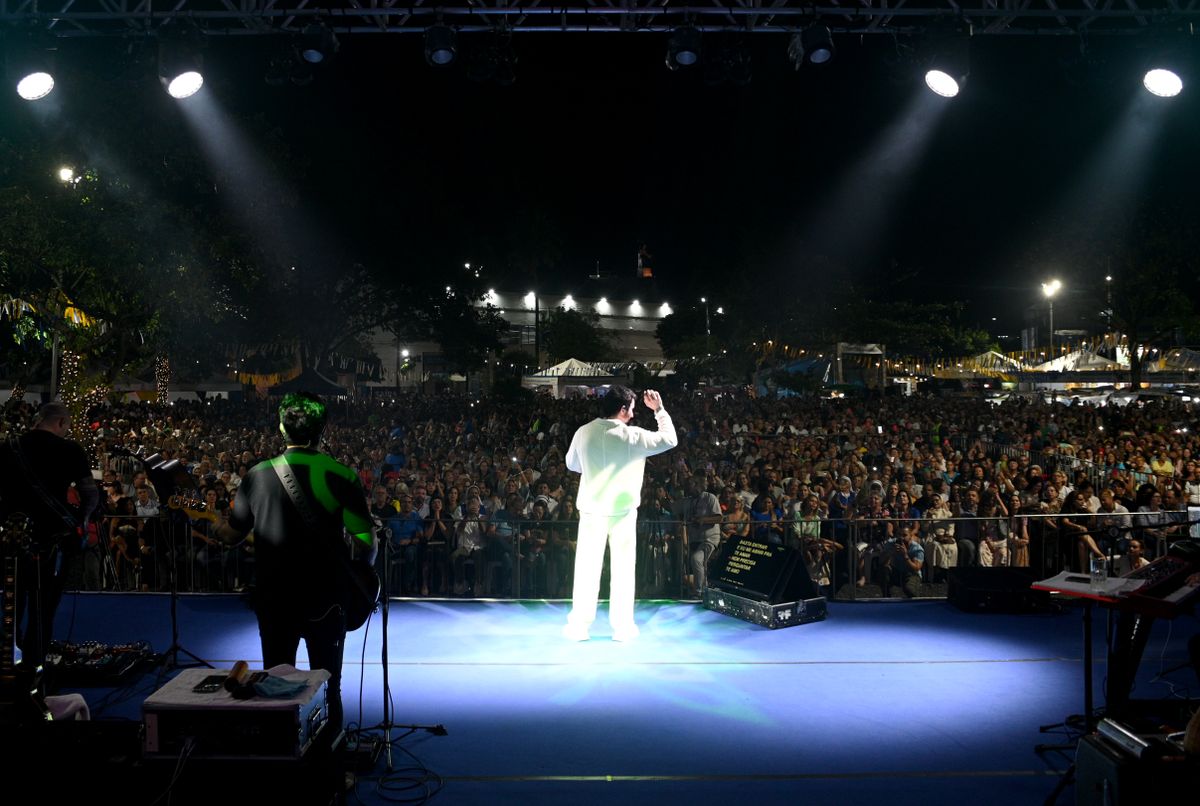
[16,71,54,100]
[6,34,56,100]
[924,34,970,98]
[666,27,701,71]
[925,69,961,97]
[1143,68,1183,97]
[165,71,203,99]
[299,22,339,65]
[159,35,205,99]
[801,25,835,65]
[425,25,457,67]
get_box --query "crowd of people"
[5,385,1196,600]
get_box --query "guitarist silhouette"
[0,403,100,673]
[217,392,377,733]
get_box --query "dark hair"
[279,392,327,447]
[598,385,636,418]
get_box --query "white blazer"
[566,409,678,516]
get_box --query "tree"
[0,152,223,388]
[1100,261,1198,389]
[497,348,538,378]
[655,304,736,360]
[541,306,616,364]
[837,298,995,360]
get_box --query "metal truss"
[0,0,1197,38]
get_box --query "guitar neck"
[168,498,219,523]
[2,551,18,680]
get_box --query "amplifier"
[948,566,1051,613]
[703,587,827,629]
[143,666,328,760]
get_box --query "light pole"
[1042,278,1062,358]
[701,297,711,355]
[525,291,540,369]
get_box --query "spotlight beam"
[800,90,952,271]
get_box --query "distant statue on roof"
[637,244,653,279]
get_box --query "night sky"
[5,31,1197,335]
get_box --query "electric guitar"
[271,460,379,631]
[0,514,54,724]
[167,495,219,523]
[343,545,381,632]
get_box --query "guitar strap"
[272,458,375,610]
[272,457,322,531]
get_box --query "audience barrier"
[70,509,1183,602]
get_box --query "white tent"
[531,358,615,377]
[1031,349,1121,373]
[970,350,1024,372]
[1155,348,1200,373]
[522,358,616,398]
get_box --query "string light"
[155,355,171,405]
[57,350,107,457]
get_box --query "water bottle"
[1089,556,1108,591]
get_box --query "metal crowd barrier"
[70,506,1187,602]
[65,511,253,594]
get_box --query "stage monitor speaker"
[947,566,1051,613]
[1075,732,1197,806]
[704,538,826,629]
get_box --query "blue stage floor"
[52,593,1199,805]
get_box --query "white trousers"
[567,509,638,631]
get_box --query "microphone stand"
[364,526,446,776]
[162,507,210,670]
[143,452,211,671]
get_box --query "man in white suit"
[562,386,677,641]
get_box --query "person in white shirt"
[1114,538,1150,576]
[562,387,677,642]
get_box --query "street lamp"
[525,291,541,368]
[1041,279,1062,357]
[701,297,711,354]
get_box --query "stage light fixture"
[425,25,457,67]
[299,22,339,65]
[924,69,961,97]
[801,25,835,65]
[1143,67,1183,97]
[16,70,54,101]
[6,33,56,101]
[923,34,970,98]
[159,34,205,99]
[165,70,203,99]
[666,27,701,71]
